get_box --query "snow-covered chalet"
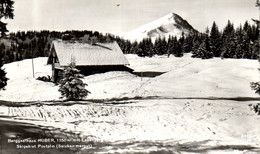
[47,40,132,82]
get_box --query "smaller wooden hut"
[47,40,132,82]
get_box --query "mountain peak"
[124,13,197,42]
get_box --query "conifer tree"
[241,30,251,58]
[191,39,200,57]
[221,21,236,58]
[160,37,168,55]
[192,41,206,58]
[192,36,213,59]
[124,40,132,54]
[182,35,193,53]
[0,0,14,90]
[192,31,213,59]
[130,41,139,54]
[174,38,183,57]
[0,54,8,90]
[154,37,162,55]
[167,36,182,57]
[240,22,253,58]
[137,40,147,57]
[0,0,14,38]
[250,0,260,103]
[251,40,259,59]
[234,26,243,58]
[250,0,260,97]
[167,36,174,57]
[210,21,222,57]
[145,38,154,57]
[58,62,90,100]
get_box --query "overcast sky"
[5,0,259,36]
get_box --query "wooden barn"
[47,40,132,82]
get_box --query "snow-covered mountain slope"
[124,13,197,42]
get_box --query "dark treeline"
[0,30,115,64]
[0,20,259,64]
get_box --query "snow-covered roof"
[48,40,129,66]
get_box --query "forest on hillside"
[0,20,259,65]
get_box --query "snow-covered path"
[1,98,260,153]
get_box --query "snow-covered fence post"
[32,58,35,78]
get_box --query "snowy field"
[0,54,260,153]
[1,53,259,101]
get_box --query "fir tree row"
[0,20,258,65]
[118,20,259,59]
